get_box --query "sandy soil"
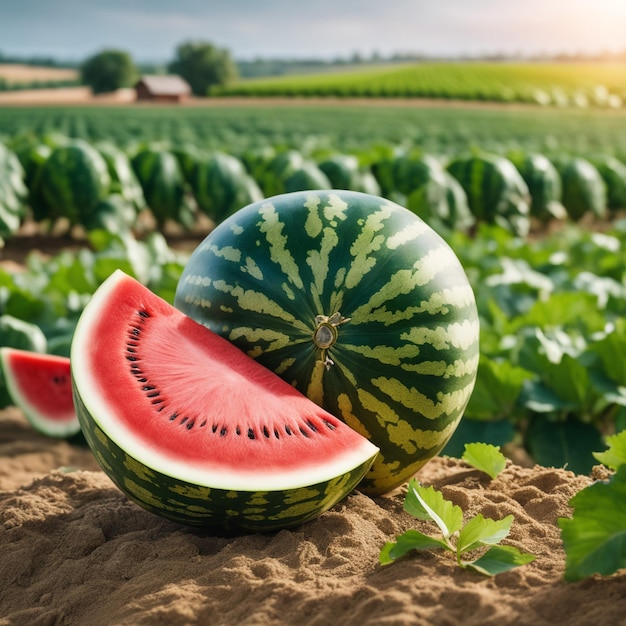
[1,407,624,626]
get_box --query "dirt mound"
[1,409,624,625]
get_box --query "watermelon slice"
[71,270,378,532]
[0,348,79,438]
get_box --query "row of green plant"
[1,104,625,157]
[444,222,626,475]
[214,62,626,109]
[1,132,625,249]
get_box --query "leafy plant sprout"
[380,443,535,576]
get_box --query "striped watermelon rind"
[75,408,374,531]
[558,157,608,221]
[189,151,263,223]
[40,140,111,225]
[131,148,187,227]
[175,190,480,495]
[447,153,531,236]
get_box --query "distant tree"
[168,41,238,96]
[80,49,137,94]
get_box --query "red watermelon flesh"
[71,270,378,493]
[0,348,78,437]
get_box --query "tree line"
[80,41,238,97]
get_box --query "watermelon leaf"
[593,431,626,471]
[442,418,515,458]
[379,530,450,565]
[403,480,463,540]
[463,356,532,421]
[524,414,606,475]
[464,545,536,576]
[559,465,626,581]
[457,513,513,553]
[382,479,534,575]
[462,443,507,479]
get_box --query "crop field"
[1,94,626,600]
[215,61,626,108]
[0,64,78,83]
[1,101,626,156]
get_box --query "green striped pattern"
[512,153,566,221]
[73,382,373,532]
[447,154,531,237]
[131,148,186,226]
[175,190,479,494]
[559,157,608,220]
[189,151,263,223]
[40,140,111,224]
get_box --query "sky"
[1,0,625,63]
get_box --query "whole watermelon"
[83,193,137,235]
[97,142,145,212]
[511,152,566,221]
[447,153,530,237]
[319,154,363,190]
[175,190,479,495]
[590,155,626,213]
[258,149,305,197]
[15,142,53,222]
[319,154,382,196]
[131,147,188,227]
[559,157,607,221]
[40,140,111,225]
[189,151,263,224]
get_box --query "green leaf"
[592,318,626,387]
[379,530,451,565]
[520,379,576,413]
[616,406,626,433]
[512,292,603,332]
[559,465,626,581]
[457,514,513,554]
[524,414,606,475]
[462,443,507,479]
[593,430,626,471]
[404,480,463,539]
[464,545,536,576]
[442,418,515,458]
[463,356,533,421]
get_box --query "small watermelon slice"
[0,348,79,438]
[71,270,378,532]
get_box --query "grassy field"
[215,61,626,107]
[1,101,625,157]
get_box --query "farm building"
[134,75,191,103]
